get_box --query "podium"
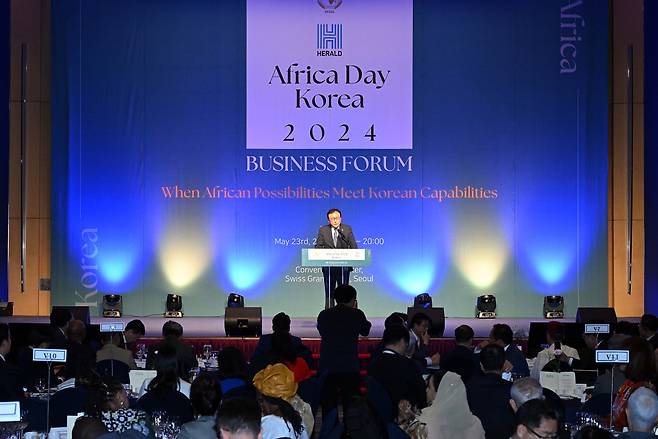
[302,249,372,308]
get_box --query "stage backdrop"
[51,0,608,318]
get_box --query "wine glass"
[202,344,212,361]
[35,378,46,394]
[136,343,146,360]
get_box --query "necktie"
[332,228,338,247]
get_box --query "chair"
[298,371,328,417]
[96,359,130,384]
[365,376,394,423]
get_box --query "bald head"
[627,387,658,432]
[510,377,544,412]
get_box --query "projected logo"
[317,24,342,52]
[318,0,343,13]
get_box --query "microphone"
[335,226,350,248]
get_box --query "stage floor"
[0,315,598,338]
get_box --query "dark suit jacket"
[64,340,95,379]
[466,373,515,439]
[315,224,357,250]
[49,326,68,349]
[648,333,658,351]
[317,304,371,373]
[137,387,194,424]
[0,356,25,401]
[440,345,478,383]
[251,333,313,366]
[505,343,529,377]
[147,339,196,380]
[368,349,426,409]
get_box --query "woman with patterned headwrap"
[252,363,312,439]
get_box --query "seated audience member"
[218,347,249,395]
[251,331,312,383]
[123,319,146,351]
[86,376,151,435]
[467,344,516,439]
[440,324,478,383]
[619,387,658,438]
[17,329,54,391]
[317,284,371,420]
[639,314,658,350]
[216,397,262,439]
[97,331,137,369]
[612,337,656,430]
[510,399,559,439]
[50,368,101,427]
[147,320,196,381]
[509,377,544,412]
[368,324,426,411]
[573,331,601,370]
[408,312,440,371]
[593,335,629,395]
[137,345,194,423]
[0,323,25,401]
[49,307,72,348]
[481,323,529,377]
[531,321,579,379]
[251,312,312,366]
[369,312,408,363]
[65,320,95,380]
[178,374,223,439]
[253,363,311,439]
[414,371,485,439]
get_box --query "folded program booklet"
[539,371,577,398]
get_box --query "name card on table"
[32,349,67,362]
[595,350,630,364]
[100,322,125,332]
[0,401,21,422]
[584,324,610,334]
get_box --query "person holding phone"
[531,321,580,379]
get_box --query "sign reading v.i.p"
[246,0,413,149]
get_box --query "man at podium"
[315,208,358,308]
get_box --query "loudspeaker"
[407,307,445,337]
[575,307,617,326]
[225,307,262,337]
[53,306,91,325]
[0,302,13,317]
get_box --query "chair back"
[96,359,130,384]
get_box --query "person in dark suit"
[147,320,196,381]
[49,307,72,349]
[0,323,25,401]
[440,324,478,383]
[314,208,358,309]
[368,324,426,411]
[250,312,312,368]
[317,284,371,419]
[408,312,440,373]
[467,344,516,439]
[63,319,95,380]
[479,323,529,378]
[639,314,658,351]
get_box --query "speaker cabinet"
[225,307,262,337]
[52,306,91,325]
[575,307,617,326]
[407,307,445,338]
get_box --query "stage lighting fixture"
[227,293,245,308]
[476,294,496,319]
[165,293,183,318]
[543,295,564,319]
[414,293,432,309]
[102,294,123,318]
